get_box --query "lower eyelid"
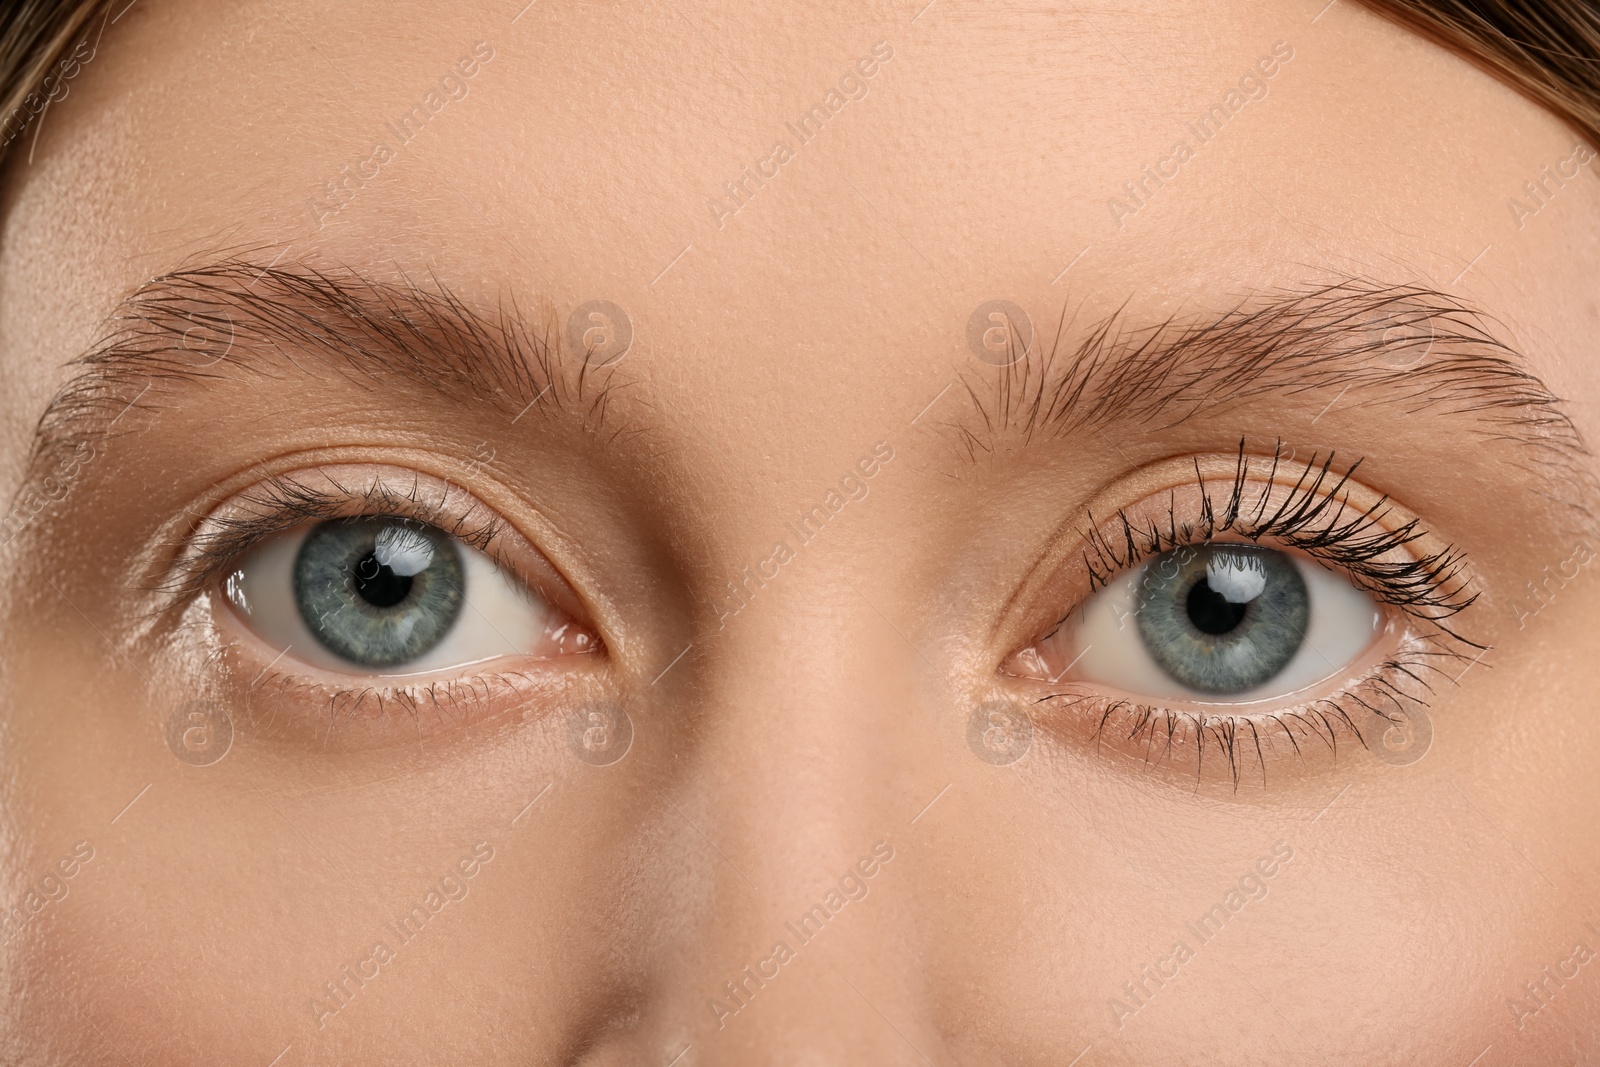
[210,635,605,750]
[1023,628,1448,786]
[198,581,610,751]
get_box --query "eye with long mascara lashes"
[1005,443,1482,786]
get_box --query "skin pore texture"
[1,0,1599,1063]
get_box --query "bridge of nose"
[623,568,952,1063]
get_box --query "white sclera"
[224,526,553,677]
[1064,550,1382,704]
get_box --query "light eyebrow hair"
[956,277,1591,482]
[21,257,627,485]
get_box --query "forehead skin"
[1,0,1599,1064]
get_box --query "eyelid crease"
[162,467,513,606]
[1074,440,1480,638]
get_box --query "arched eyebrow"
[13,257,627,500]
[954,277,1590,483]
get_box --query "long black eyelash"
[1036,440,1483,789]
[158,469,508,603]
[1051,645,1451,792]
[1077,438,1481,647]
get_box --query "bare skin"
[1,0,1598,1063]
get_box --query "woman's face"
[2,0,1598,1062]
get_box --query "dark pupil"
[353,552,413,608]
[1186,577,1250,635]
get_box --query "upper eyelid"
[1107,467,1465,627]
[161,469,513,605]
[1008,444,1480,654]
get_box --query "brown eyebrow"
[954,277,1592,485]
[15,257,628,493]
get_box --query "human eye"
[169,464,601,745]
[1001,444,1480,785]
[1071,541,1381,699]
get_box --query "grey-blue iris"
[1133,544,1309,695]
[293,518,465,668]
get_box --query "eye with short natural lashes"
[161,465,601,740]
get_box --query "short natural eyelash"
[160,469,509,603]
[1077,438,1481,648]
[247,667,550,739]
[154,470,589,738]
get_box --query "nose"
[613,571,950,1065]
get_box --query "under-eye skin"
[167,465,602,742]
[1002,444,1481,786]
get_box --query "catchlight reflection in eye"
[223,517,578,676]
[1043,544,1382,703]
